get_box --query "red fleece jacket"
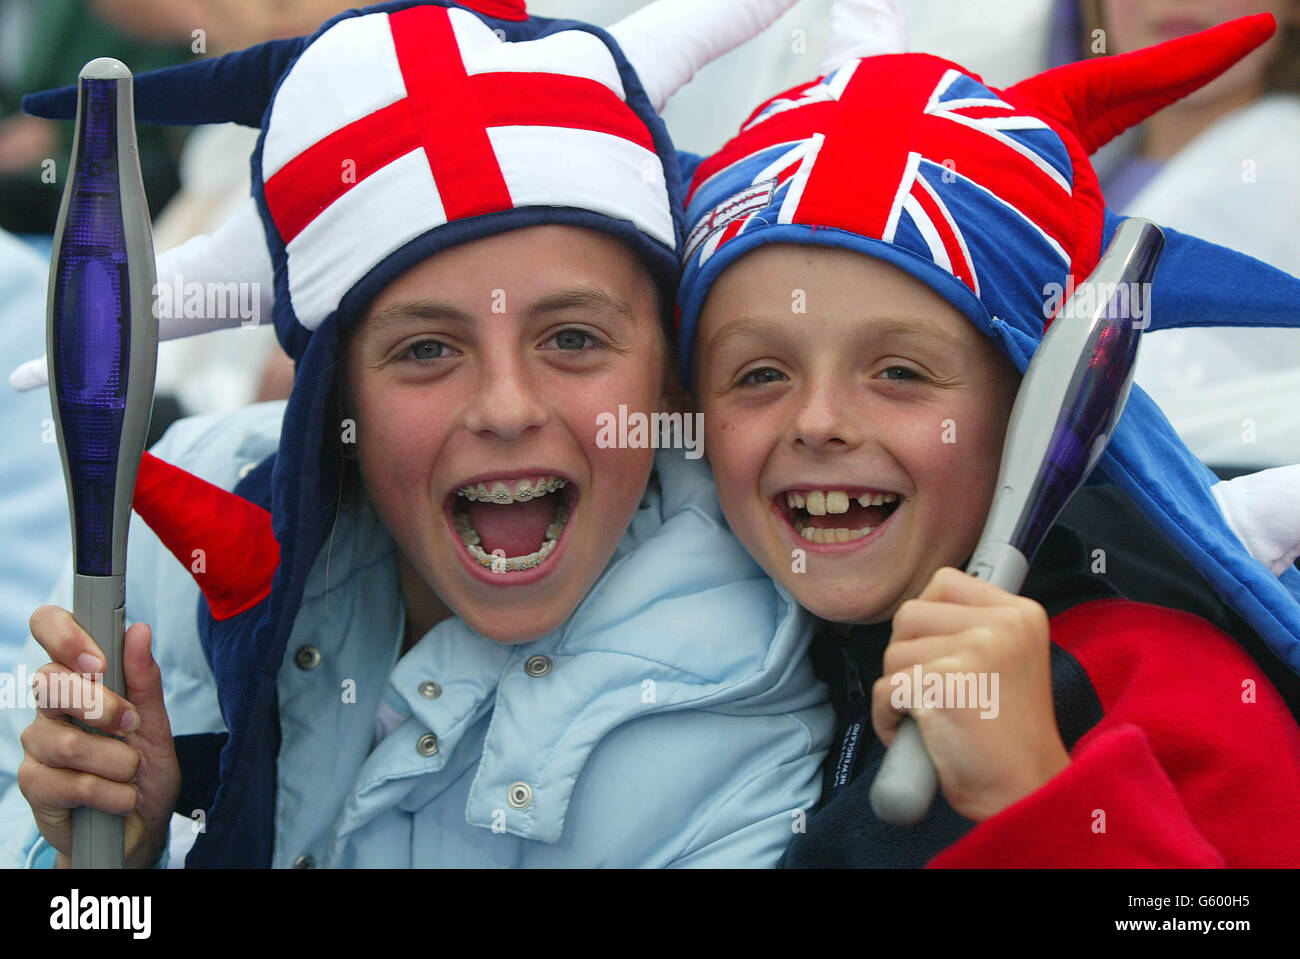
[929,599,1300,867]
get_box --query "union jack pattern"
[740,60,859,131]
[683,135,823,265]
[684,59,1080,300]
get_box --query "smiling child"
[677,13,1300,865]
[4,0,834,869]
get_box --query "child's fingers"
[913,570,1048,636]
[917,566,1021,606]
[121,623,171,742]
[890,597,1013,643]
[17,755,142,820]
[29,605,106,675]
[872,628,994,746]
[878,623,987,686]
[20,713,145,783]
[870,672,910,748]
[30,663,139,735]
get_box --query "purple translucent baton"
[47,58,158,868]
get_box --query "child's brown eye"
[739,366,786,386]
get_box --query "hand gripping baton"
[868,217,1165,826]
[47,59,158,868]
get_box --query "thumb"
[121,623,171,739]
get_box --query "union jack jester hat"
[23,0,805,865]
[675,11,1300,680]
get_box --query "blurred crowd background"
[0,0,1297,670]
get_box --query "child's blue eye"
[544,329,604,351]
[402,340,454,362]
[739,367,786,386]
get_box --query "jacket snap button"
[292,855,315,869]
[507,782,533,809]
[417,732,440,757]
[294,646,321,670]
[418,680,442,699]
[524,655,552,678]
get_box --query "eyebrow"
[707,315,966,354]
[528,286,635,322]
[362,286,637,339]
[365,301,475,334]
[859,318,967,353]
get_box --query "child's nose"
[463,349,550,441]
[790,382,858,453]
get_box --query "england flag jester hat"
[675,7,1300,684]
[23,0,803,866]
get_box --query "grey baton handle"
[870,548,1028,826]
[869,719,934,827]
[70,574,127,867]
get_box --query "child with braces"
[3,0,836,868]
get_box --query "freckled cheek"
[702,400,776,530]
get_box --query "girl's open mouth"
[447,475,577,575]
[774,487,902,545]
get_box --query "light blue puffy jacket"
[1,402,833,867]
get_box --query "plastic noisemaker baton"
[868,217,1165,827]
[47,58,158,868]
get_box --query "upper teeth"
[788,490,899,515]
[457,476,567,503]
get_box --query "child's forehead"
[706,312,968,353]
[701,244,977,347]
[358,224,657,311]
[360,285,640,334]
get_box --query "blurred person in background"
[0,228,67,677]
[0,226,64,836]
[1058,0,1300,470]
[0,2,350,679]
[6,3,357,431]
[0,0,193,241]
[125,1,360,420]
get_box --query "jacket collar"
[328,450,813,846]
